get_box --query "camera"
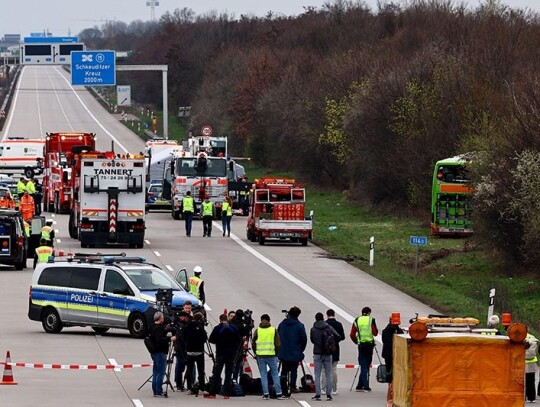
[242,309,254,330]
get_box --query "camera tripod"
[138,341,176,396]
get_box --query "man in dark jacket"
[382,315,404,407]
[205,314,242,398]
[229,309,251,382]
[278,306,307,393]
[310,312,339,401]
[174,311,190,391]
[184,312,208,394]
[322,309,345,394]
[149,311,176,398]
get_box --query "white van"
[0,137,44,178]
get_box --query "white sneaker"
[332,390,338,395]
[321,389,326,395]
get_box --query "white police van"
[28,255,200,338]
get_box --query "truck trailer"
[68,151,146,248]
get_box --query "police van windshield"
[124,267,182,291]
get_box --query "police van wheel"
[172,209,180,220]
[92,327,110,335]
[128,313,146,339]
[14,259,25,270]
[42,308,63,334]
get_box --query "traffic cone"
[0,351,17,385]
[242,355,252,378]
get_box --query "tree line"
[79,0,540,267]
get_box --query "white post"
[487,288,496,319]
[369,236,375,267]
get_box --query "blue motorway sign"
[71,50,116,86]
[410,236,428,246]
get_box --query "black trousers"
[209,354,235,396]
[202,215,213,236]
[526,372,536,401]
[280,360,300,389]
[186,353,205,391]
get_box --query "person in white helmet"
[188,266,206,305]
[485,315,501,335]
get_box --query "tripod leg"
[138,374,153,391]
[350,367,359,392]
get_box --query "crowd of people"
[147,303,540,404]
[146,304,384,400]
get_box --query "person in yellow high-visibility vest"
[41,219,55,246]
[221,196,233,237]
[16,177,27,198]
[201,195,214,237]
[525,333,539,402]
[252,314,288,400]
[349,306,378,392]
[188,266,205,304]
[33,239,54,269]
[182,191,194,237]
[23,220,30,238]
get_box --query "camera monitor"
[155,288,173,304]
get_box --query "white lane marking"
[229,227,373,334]
[55,67,128,153]
[2,66,25,139]
[48,72,74,131]
[165,265,173,272]
[204,303,212,311]
[34,69,43,136]
[154,251,161,257]
[132,400,144,407]
[108,358,122,372]
[56,239,61,244]
[299,402,311,407]
[145,239,151,244]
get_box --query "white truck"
[0,137,45,178]
[76,154,146,248]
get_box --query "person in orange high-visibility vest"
[0,191,15,209]
[19,190,35,221]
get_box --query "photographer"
[278,306,307,393]
[184,312,208,394]
[149,311,176,398]
[174,311,190,391]
[205,314,242,398]
[229,309,253,382]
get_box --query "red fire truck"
[42,132,96,213]
[246,178,313,246]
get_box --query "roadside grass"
[244,163,540,333]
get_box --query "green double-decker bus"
[431,155,473,236]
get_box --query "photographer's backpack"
[300,363,315,393]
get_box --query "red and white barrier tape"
[303,362,379,369]
[0,362,151,370]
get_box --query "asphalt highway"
[0,66,438,407]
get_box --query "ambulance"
[0,137,45,178]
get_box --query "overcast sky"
[1,0,538,38]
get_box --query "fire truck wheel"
[258,236,265,246]
[301,238,308,246]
